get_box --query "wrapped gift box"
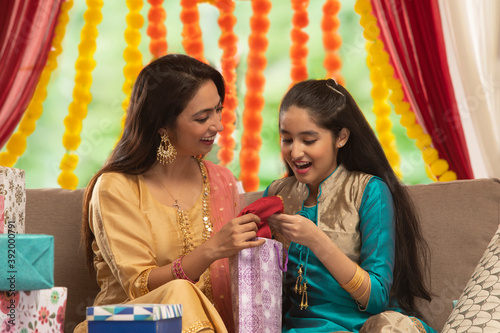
[0,234,54,291]
[0,287,67,332]
[87,304,182,333]
[0,166,26,234]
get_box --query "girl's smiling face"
[280,105,348,193]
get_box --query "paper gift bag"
[0,166,26,234]
[0,287,67,333]
[230,237,286,333]
[0,234,54,291]
[87,303,183,333]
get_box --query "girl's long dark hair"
[82,54,225,271]
[279,79,431,317]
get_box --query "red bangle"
[172,256,198,284]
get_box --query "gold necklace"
[153,159,192,210]
[153,159,213,254]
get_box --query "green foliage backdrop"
[6,0,431,189]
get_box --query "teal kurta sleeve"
[358,177,395,314]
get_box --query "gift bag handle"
[274,243,288,272]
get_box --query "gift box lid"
[87,304,182,321]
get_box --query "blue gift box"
[0,234,54,290]
[87,303,182,333]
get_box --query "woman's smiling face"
[280,105,344,192]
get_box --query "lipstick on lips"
[293,160,312,174]
[201,135,215,145]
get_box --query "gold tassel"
[300,281,308,310]
[294,265,303,294]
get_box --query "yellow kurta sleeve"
[90,172,158,301]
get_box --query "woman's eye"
[304,140,317,145]
[281,138,292,143]
[216,106,224,113]
[196,118,209,123]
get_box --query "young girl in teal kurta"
[265,79,437,333]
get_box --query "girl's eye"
[281,138,292,143]
[304,140,317,145]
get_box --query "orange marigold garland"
[58,0,103,189]
[215,0,239,166]
[147,0,167,59]
[120,0,144,131]
[240,0,271,191]
[355,0,457,182]
[322,0,344,84]
[0,0,74,167]
[290,0,309,85]
[180,0,207,63]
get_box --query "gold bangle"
[139,267,154,296]
[341,264,364,294]
[354,282,371,301]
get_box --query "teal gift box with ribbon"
[0,234,54,291]
[87,304,182,333]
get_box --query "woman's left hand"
[267,213,320,248]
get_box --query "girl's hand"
[208,213,265,260]
[267,213,319,248]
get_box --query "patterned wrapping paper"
[0,167,26,234]
[230,237,285,333]
[87,304,182,321]
[0,287,67,333]
[87,304,182,333]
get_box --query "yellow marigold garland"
[0,0,74,167]
[366,41,402,178]
[147,0,167,59]
[215,0,239,166]
[240,0,271,191]
[290,0,309,85]
[354,0,457,182]
[58,0,103,189]
[180,0,207,63]
[322,0,344,84]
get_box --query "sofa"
[25,178,500,332]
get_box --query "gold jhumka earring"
[157,133,177,164]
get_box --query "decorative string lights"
[215,0,239,166]
[354,0,457,182]
[239,0,271,191]
[290,0,309,85]
[147,0,167,59]
[120,0,144,131]
[58,0,103,190]
[321,0,344,84]
[0,0,74,168]
[180,0,207,63]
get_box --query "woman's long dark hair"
[279,79,431,317]
[82,54,225,271]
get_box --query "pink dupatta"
[204,160,246,332]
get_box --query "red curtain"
[0,0,63,149]
[371,0,474,179]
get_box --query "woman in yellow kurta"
[75,54,264,333]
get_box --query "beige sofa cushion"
[25,188,98,332]
[442,225,500,331]
[410,179,500,330]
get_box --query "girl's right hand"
[208,213,266,260]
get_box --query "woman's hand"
[267,213,320,248]
[207,213,266,260]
